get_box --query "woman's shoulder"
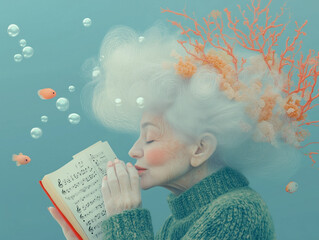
[187,188,276,239]
[204,186,273,222]
[211,186,270,211]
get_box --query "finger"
[49,207,67,228]
[106,160,120,195]
[114,159,131,193]
[48,207,77,239]
[126,162,140,194]
[101,175,111,206]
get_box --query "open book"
[39,141,117,240]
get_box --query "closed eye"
[146,140,154,144]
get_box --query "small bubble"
[56,97,69,111]
[114,98,122,107]
[83,18,92,27]
[138,36,145,43]
[22,46,34,58]
[19,39,27,47]
[99,55,105,62]
[41,116,48,123]
[68,85,75,93]
[92,67,100,78]
[30,127,42,139]
[7,24,20,37]
[68,113,81,124]
[14,54,23,62]
[136,97,144,108]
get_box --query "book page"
[47,141,117,239]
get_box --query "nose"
[128,141,143,159]
[128,147,143,159]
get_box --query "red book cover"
[39,180,83,240]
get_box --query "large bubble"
[83,18,92,27]
[68,113,81,124]
[14,54,23,62]
[56,97,69,111]
[30,127,42,139]
[22,46,34,58]
[7,24,20,37]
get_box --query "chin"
[140,180,153,190]
[141,185,152,190]
[140,174,155,190]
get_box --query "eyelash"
[146,140,154,144]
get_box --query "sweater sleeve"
[101,208,154,240]
[184,205,260,240]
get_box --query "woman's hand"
[48,206,78,240]
[101,158,142,218]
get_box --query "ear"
[189,133,217,168]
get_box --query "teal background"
[0,0,318,239]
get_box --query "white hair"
[81,23,302,183]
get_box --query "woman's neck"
[162,160,225,196]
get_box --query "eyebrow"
[141,122,158,129]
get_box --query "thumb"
[48,207,77,240]
[48,207,67,227]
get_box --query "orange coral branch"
[282,48,319,124]
[161,8,241,78]
[306,152,318,167]
[299,142,319,149]
[162,1,319,169]
[225,0,287,71]
[279,21,308,74]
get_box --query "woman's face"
[128,111,195,191]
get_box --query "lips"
[135,165,148,170]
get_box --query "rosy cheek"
[145,148,170,166]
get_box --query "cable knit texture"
[101,167,276,240]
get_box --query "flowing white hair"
[81,23,302,183]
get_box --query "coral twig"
[162,0,319,168]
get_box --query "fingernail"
[107,160,113,167]
[114,158,119,163]
[127,162,133,167]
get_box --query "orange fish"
[12,153,31,166]
[38,88,56,100]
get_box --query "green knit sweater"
[101,167,276,240]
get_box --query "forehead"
[140,112,165,129]
[140,112,190,146]
[141,112,161,123]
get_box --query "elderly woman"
[48,13,308,239]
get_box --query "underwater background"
[0,0,318,239]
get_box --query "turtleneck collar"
[166,166,249,219]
